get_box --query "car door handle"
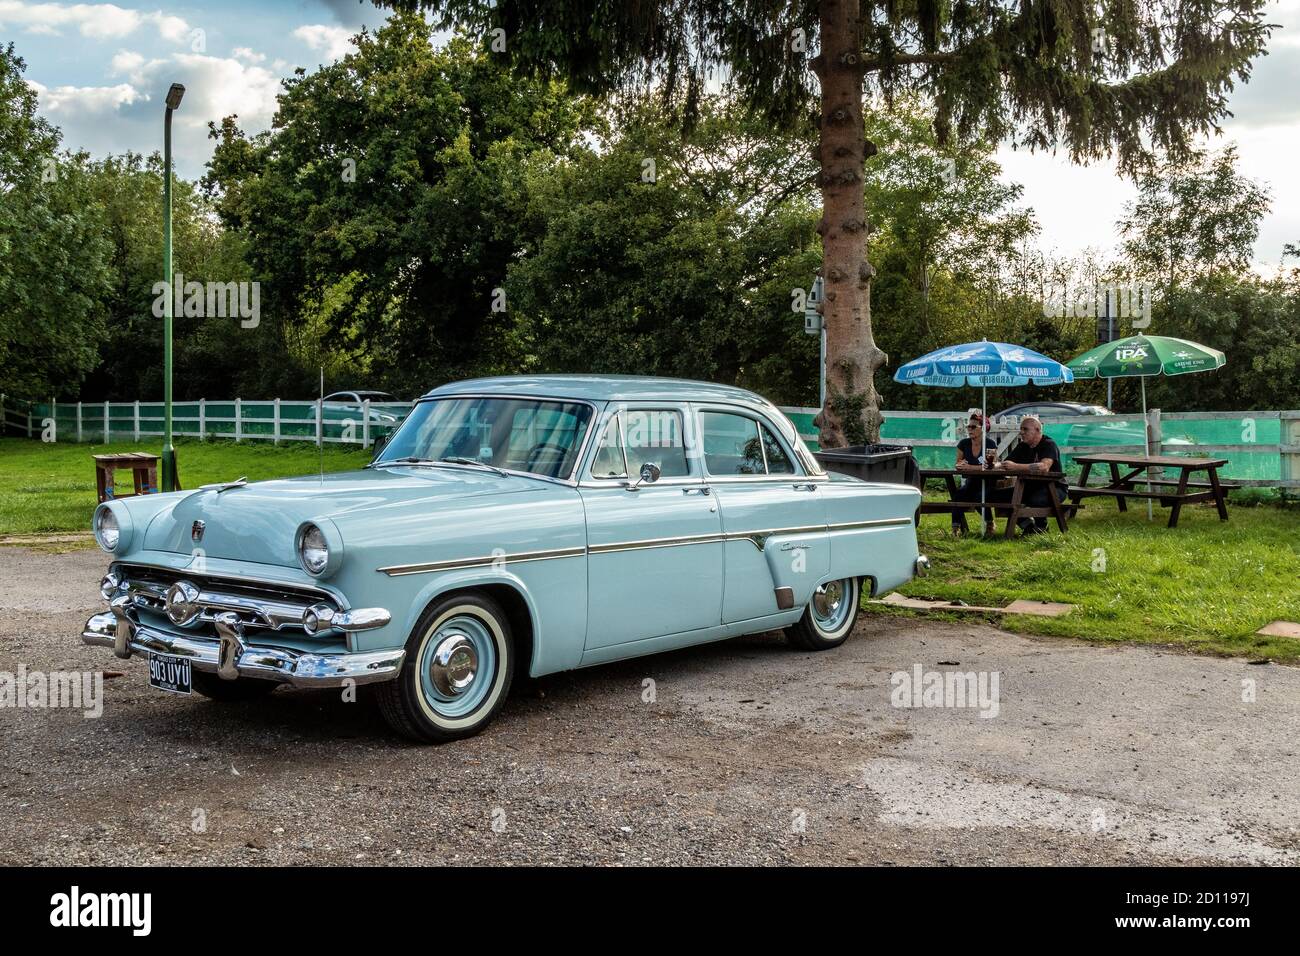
[682,486,712,495]
[792,482,818,491]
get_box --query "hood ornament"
[199,476,248,493]
[190,520,205,543]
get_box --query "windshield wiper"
[439,456,510,478]
[370,456,438,468]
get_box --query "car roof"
[424,374,771,407]
[999,401,1093,413]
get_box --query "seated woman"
[951,411,998,535]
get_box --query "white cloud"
[27,77,141,116]
[27,52,283,178]
[149,52,282,128]
[147,11,188,43]
[0,2,189,41]
[232,46,266,65]
[293,23,356,61]
[109,49,144,74]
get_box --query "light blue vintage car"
[83,376,927,741]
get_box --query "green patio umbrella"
[1067,334,1226,517]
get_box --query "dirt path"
[1,544,1296,865]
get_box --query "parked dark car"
[990,401,1188,449]
[991,401,1112,421]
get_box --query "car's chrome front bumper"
[82,607,404,689]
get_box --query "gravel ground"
[1,543,1297,866]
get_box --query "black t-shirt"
[1007,435,1061,470]
[957,435,997,466]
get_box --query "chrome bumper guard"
[83,598,404,689]
[914,554,931,577]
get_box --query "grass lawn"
[873,493,1300,662]
[0,437,370,537]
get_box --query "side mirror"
[625,461,661,491]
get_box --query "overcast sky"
[5,0,1298,267]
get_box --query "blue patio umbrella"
[893,340,1076,508]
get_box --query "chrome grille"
[116,564,340,638]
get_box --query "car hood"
[142,466,543,566]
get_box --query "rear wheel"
[376,592,515,743]
[784,576,862,650]
[191,671,278,701]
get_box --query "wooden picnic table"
[919,467,1070,538]
[1067,453,1235,528]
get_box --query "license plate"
[148,652,192,695]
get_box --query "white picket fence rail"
[1,394,413,449]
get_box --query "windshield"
[375,397,594,480]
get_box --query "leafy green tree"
[864,102,1036,337]
[66,152,259,402]
[0,44,111,401]
[375,0,1274,446]
[506,96,823,404]
[1119,146,1271,288]
[1147,274,1300,412]
[203,17,593,397]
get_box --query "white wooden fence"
[0,394,412,450]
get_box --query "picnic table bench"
[919,468,1070,538]
[1066,453,1237,528]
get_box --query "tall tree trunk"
[811,0,886,448]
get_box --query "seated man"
[990,415,1068,535]
[950,410,998,535]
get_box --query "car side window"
[590,414,628,479]
[590,409,690,479]
[624,409,689,477]
[760,423,795,474]
[700,411,766,475]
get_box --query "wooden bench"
[94,452,163,503]
[918,470,1071,537]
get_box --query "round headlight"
[298,524,329,575]
[95,508,120,552]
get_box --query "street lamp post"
[161,82,184,492]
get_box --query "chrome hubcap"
[811,578,854,633]
[429,633,478,696]
[812,580,843,620]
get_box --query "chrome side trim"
[827,517,915,532]
[725,524,827,551]
[376,516,913,575]
[589,533,726,555]
[378,546,586,578]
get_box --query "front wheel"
[376,592,515,743]
[784,576,862,650]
